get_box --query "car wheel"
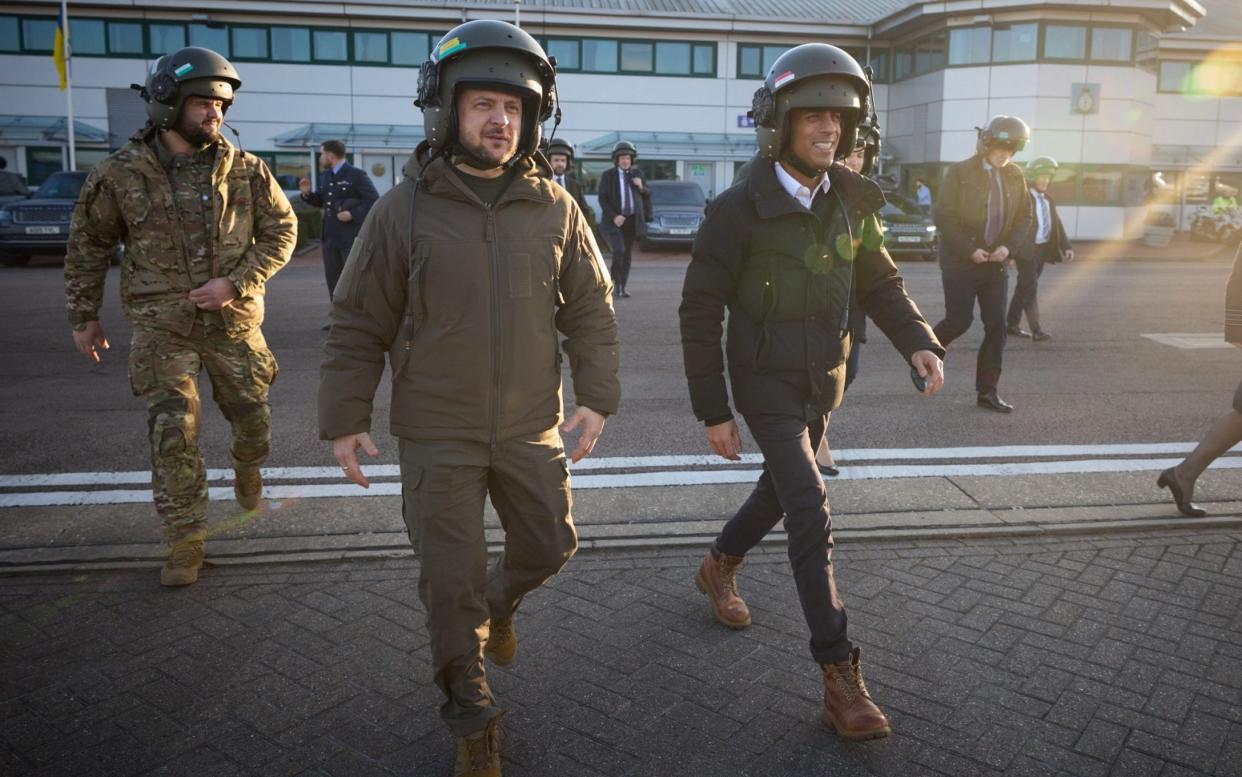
[1,254,30,267]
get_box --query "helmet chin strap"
[780,151,828,180]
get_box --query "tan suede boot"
[821,647,891,740]
[453,714,503,777]
[160,540,205,588]
[695,547,752,629]
[485,617,516,666]
[234,468,263,511]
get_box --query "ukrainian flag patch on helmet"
[436,37,466,61]
[174,63,194,78]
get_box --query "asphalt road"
[1,250,1238,477]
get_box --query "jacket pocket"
[220,294,265,337]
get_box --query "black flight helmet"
[135,47,241,130]
[977,115,1031,154]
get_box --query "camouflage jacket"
[65,130,296,337]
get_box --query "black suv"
[639,180,706,250]
[878,190,937,261]
[0,171,88,267]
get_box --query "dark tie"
[621,172,632,217]
[985,168,1003,246]
[556,175,564,186]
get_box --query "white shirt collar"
[773,162,830,209]
[331,160,346,175]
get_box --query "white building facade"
[1,0,1237,239]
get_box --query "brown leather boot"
[695,547,751,629]
[453,714,503,776]
[485,617,516,666]
[234,468,263,511]
[821,647,891,740]
[160,540,205,588]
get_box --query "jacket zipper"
[485,203,501,452]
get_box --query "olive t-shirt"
[451,166,516,206]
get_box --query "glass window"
[992,23,1037,62]
[231,27,268,59]
[271,26,310,62]
[0,15,17,52]
[582,39,617,72]
[69,19,105,55]
[894,47,914,80]
[692,44,714,75]
[1087,27,1137,61]
[1158,61,1191,92]
[21,18,57,52]
[762,45,788,76]
[739,45,761,78]
[354,31,387,63]
[635,159,677,182]
[1136,31,1159,53]
[868,51,889,82]
[620,41,652,72]
[546,38,579,71]
[24,147,63,187]
[1080,169,1122,204]
[1091,27,1132,62]
[1048,166,1079,205]
[655,41,690,75]
[267,152,312,191]
[313,29,348,62]
[74,148,108,172]
[149,23,185,55]
[189,24,229,56]
[1184,172,1210,204]
[392,31,429,66]
[915,32,946,74]
[948,27,991,66]
[107,22,144,55]
[1044,24,1087,60]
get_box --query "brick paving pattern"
[1,529,1240,776]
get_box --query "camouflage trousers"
[128,322,279,544]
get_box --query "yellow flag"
[53,3,68,90]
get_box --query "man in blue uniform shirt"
[298,139,379,309]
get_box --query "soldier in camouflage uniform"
[64,47,296,587]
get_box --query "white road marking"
[2,455,1239,508]
[2,442,1236,488]
[1141,333,1234,349]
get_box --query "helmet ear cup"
[415,60,440,109]
[149,71,177,104]
[751,86,776,127]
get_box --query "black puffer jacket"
[680,157,943,423]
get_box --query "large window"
[107,21,144,55]
[312,29,348,62]
[1091,27,1133,62]
[391,31,430,66]
[914,32,946,75]
[0,15,17,51]
[894,46,914,80]
[738,44,790,79]
[21,18,56,52]
[69,19,105,55]
[1042,24,1086,60]
[189,23,229,56]
[271,26,311,62]
[582,39,618,72]
[149,23,186,55]
[948,27,991,66]
[992,23,1037,63]
[231,27,269,60]
[620,41,653,72]
[354,31,388,64]
[1159,60,1242,96]
[546,39,579,70]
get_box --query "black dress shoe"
[1157,468,1206,517]
[1031,329,1051,342]
[321,323,330,332]
[977,391,1013,413]
[818,464,840,477]
[1007,325,1032,338]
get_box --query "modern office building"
[1,0,1237,239]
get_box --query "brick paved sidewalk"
[2,529,1240,776]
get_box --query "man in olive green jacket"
[65,47,295,588]
[319,20,619,775]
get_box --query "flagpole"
[62,0,76,170]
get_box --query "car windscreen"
[880,193,924,217]
[34,174,86,200]
[650,185,704,206]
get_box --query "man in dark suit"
[1007,156,1072,342]
[545,138,596,228]
[932,115,1034,413]
[298,139,379,306]
[597,140,651,298]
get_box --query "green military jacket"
[65,129,296,338]
[318,145,621,444]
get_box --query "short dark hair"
[321,140,347,158]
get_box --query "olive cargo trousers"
[128,322,278,544]
[399,427,578,736]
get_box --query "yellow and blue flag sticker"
[436,37,467,61]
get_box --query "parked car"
[639,180,706,250]
[879,190,937,261]
[0,171,89,267]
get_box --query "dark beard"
[459,133,515,169]
[173,112,221,147]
